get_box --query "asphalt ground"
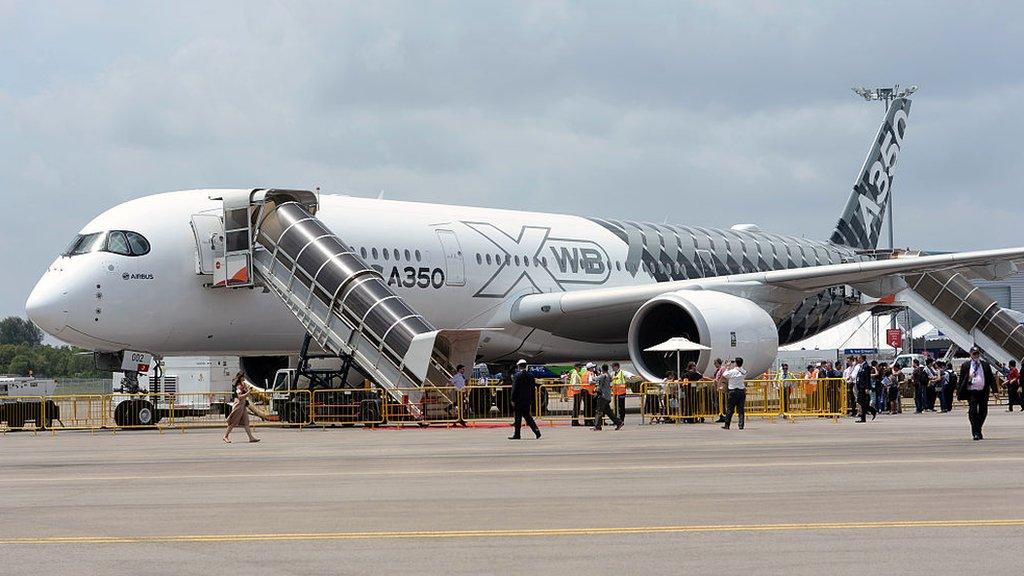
[3,408,1024,575]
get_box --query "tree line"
[0,317,109,378]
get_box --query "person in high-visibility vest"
[611,362,628,424]
[580,363,597,426]
[569,362,585,426]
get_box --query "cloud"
[2,0,1023,318]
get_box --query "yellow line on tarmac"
[4,519,1024,545]
[2,456,1024,484]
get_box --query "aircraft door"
[191,214,224,275]
[436,229,466,286]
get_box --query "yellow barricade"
[537,382,596,425]
[780,377,846,420]
[1,396,48,432]
[45,395,106,430]
[459,382,516,421]
[311,388,383,426]
[382,386,459,425]
[642,380,724,423]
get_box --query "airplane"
[24,96,1024,393]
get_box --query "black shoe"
[972,435,980,441]
[978,433,984,440]
[534,430,542,439]
[507,436,521,440]
[738,424,744,430]
[572,421,580,426]
[721,424,730,429]
[615,422,624,430]
[856,419,866,423]
[716,416,726,423]
[871,411,876,421]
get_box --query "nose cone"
[26,273,68,337]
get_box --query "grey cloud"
[2,0,1023,318]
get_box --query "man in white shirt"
[957,347,996,440]
[842,357,858,418]
[721,357,748,430]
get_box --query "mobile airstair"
[900,270,1024,365]
[195,189,481,417]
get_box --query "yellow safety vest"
[567,369,582,397]
[612,370,628,395]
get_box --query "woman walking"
[224,373,260,443]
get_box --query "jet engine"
[627,290,778,381]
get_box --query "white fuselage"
[26,189,858,363]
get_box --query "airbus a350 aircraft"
[24,97,1024,390]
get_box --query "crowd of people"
[444,346,1019,442]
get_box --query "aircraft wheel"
[134,400,157,426]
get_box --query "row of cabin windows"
[358,246,423,263]
[470,253,686,275]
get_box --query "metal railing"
[0,378,853,433]
[640,378,847,423]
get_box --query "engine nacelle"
[627,290,778,381]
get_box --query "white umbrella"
[644,337,711,378]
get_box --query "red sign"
[886,328,903,349]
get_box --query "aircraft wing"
[511,246,1024,341]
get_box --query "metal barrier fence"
[641,378,847,423]
[1,377,848,433]
[0,396,50,432]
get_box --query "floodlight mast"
[851,84,917,251]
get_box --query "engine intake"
[627,290,778,381]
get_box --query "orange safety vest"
[581,369,595,393]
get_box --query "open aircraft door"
[190,213,224,276]
[436,229,466,286]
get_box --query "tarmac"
[3,408,1024,575]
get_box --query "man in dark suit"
[855,355,877,422]
[959,346,997,440]
[509,359,542,440]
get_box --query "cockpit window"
[63,230,151,257]
[64,232,105,256]
[106,231,132,255]
[125,231,150,256]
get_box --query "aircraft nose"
[26,273,68,337]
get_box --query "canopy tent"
[644,337,711,378]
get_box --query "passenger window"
[125,231,150,256]
[360,247,368,259]
[382,249,389,261]
[415,250,421,262]
[404,249,411,261]
[514,255,520,266]
[106,231,132,255]
[475,253,482,265]
[372,248,378,259]
[486,254,492,265]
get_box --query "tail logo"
[831,98,911,250]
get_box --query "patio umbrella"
[644,337,711,379]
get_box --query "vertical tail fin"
[830,97,911,250]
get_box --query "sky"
[1,0,1022,319]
